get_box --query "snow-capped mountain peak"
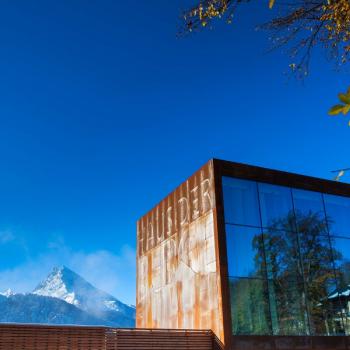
[33,266,135,324]
[33,266,80,307]
[0,288,15,297]
[0,266,134,327]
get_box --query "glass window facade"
[222,177,350,336]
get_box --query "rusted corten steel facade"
[136,160,225,341]
[136,159,350,350]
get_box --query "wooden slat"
[0,324,222,350]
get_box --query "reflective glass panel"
[299,234,340,335]
[263,229,300,280]
[226,225,265,278]
[332,237,350,288]
[262,229,309,335]
[222,177,260,227]
[222,176,350,337]
[268,278,309,335]
[292,189,327,233]
[324,194,350,238]
[229,277,271,335]
[324,290,347,336]
[258,183,296,232]
[329,237,350,335]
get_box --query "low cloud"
[68,247,136,305]
[0,239,136,305]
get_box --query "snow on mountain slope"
[33,266,135,327]
[0,293,113,326]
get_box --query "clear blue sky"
[0,1,349,305]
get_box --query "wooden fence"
[0,324,223,350]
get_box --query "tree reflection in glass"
[330,237,350,335]
[226,225,271,335]
[262,211,344,335]
[228,211,347,335]
[259,211,309,335]
[229,277,271,335]
[296,211,342,335]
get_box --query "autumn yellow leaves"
[329,88,350,124]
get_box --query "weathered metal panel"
[136,160,224,343]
